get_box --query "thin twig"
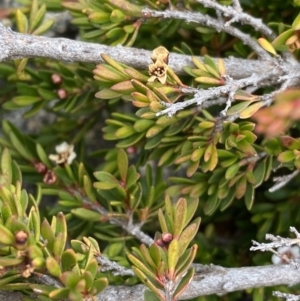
[231,0,242,12]
[70,190,154,246]
[273,292,300,301]
[96,255,134,276]
[250,227,300,252]
[195,0,275,39]
[269,170,300,193]
[156,73,273,117]
[142,8,273,60]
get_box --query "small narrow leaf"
[173,198,187,237]
[258,38,277,55]
[168,239,180,280]
[178,218,201,256]
[173,267,195,300]
[118,149,128,183]
[16,9,28,33]
[158,209,169,233]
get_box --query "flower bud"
[155,238,165,247]
[57,89,68,100]
[51,73,63,85]
[162,232,173,244]
[15,230,28,246]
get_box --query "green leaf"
[253,160,266,188]
[164,195,174,234]
[46,257,61,278]
[61,249,77,272]
[272,29,294,48]
[240,102,263,119]
[277,151,295,163]
[126,165,140,189]
[36,143,51,168]
[0,224,14,245]
[168,239,180,280]
[140,244,156,269]
[95,89,121,99]
[1,148,12,184]
[258,38,277,55]
[174,246,195,279]
[30,3,47,33]
[94,171,119,183]
[158,209,169,233]
[71,208,102,221]
[173,268,195,300]
[41,219,55,252]
[127,254,157,279]
[93,181,119,190]
[124,69,149,82]
[173,198,187,237]
[132,267,164,299]
[220,187,236,211]
[16,9,28,33]
[225,163,240,180]
[12,96,41,106]
[235,176,247,199]
[8,132,34,161]
[226,101,252,116]
[134,119,155,132]
[83,175,97,202]
[116,133,144,148]
[292,12,300,29]
[53,212,67,258]
[244,183,255,210]
[28,206,40,242]
[144,290,162,301]
[0,274,21,286]
[49,288,70,299]
[178,218,201,256]
[91,278,108,294]
[149,244,161,267]
[203,193,219,215]
[184,198,199,228]
[117,149,128,183]
[0,257,24,266]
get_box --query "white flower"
[272,246,300,264]
[49,142,76,165]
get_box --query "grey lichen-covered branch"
[0,23,277,79]
[96,264,300,301]
[142,8,272,60]
[1,264,300,301]
[96,255,134,276]
[156,72,283,117]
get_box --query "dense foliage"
[1,0,300,300]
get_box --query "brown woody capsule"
[43,170,57,185]
[34,162,47,174]
[15,230,28,245]
[155,238,165,248]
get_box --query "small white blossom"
[49,142,76,165]
[272,246,300,264]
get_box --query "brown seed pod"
[43,170,57,185]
